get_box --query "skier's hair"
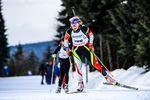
[69,16,82,25]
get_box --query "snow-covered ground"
[0,66,150,100]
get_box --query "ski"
[66,91,86,94]
[103,82,138,90]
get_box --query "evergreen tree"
[107,0,138,69]
[27,50,39,75]
[8,57,16,76]
[13,44,27,76]
[42,45,52,63]
[55,0,150,70]
[78,0,119,70]
[0,0,9,76]
[132,0,150,68]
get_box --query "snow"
[0,66,150,100]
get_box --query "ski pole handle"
[71,6,76,16]
[93,53,114,77]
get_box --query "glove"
[89,43,94,52]
[52,54,56,58]
[66,48,71,57]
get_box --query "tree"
[27,50,39,75]
[107,0,150,69]
[132,0,150,68]
[78,0,119,71]
[8,57,16,76]
[55,0,150,71]
[42,45,52,63]
[0,0,9,76]
[13,44,27,76]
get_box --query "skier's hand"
[66,48,71,57]
[89,43,94,53]
[52,54,56,58]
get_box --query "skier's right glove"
[66,48,71,57]
[52,54,56,58]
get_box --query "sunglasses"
[71,22,80,27]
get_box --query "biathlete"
[64,16,117,92]
[52,37,72,93]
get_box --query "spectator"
[3,65,9,77]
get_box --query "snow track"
[0,66,150,100]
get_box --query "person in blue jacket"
[3,65,9,77]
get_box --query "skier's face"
[71,23,79,31]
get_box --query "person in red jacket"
[64,16,117,92]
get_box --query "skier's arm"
[64,32,70,48]
[86,27,94,44]
[86,27,94,52]
[52,44,61,58]
[53,44,61,54]
[64,30,71,57]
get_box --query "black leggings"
[58,58,70,87]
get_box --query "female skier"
[64,16,117,92]
[52,37,72,93]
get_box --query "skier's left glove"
[89,43,94,53]
[52,54,56,58]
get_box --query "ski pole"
[69,57,74,79]
[51,58,55,83]
[93,53,114,77]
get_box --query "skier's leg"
[64,58,70,84]
[56,59,64,93]
[82,45,117,84]
[62,76,65,88]
[73,48,83,81]
[64,58,70,92]
[82,45,107,76]
[73,46,84,91]
[58,60,65,87]
[41,75,44,84]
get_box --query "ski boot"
[77,81,84,92]
[41,81,44,85]
[105,75,117,85]
[56,86,61,93]
[64,84,69,93]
